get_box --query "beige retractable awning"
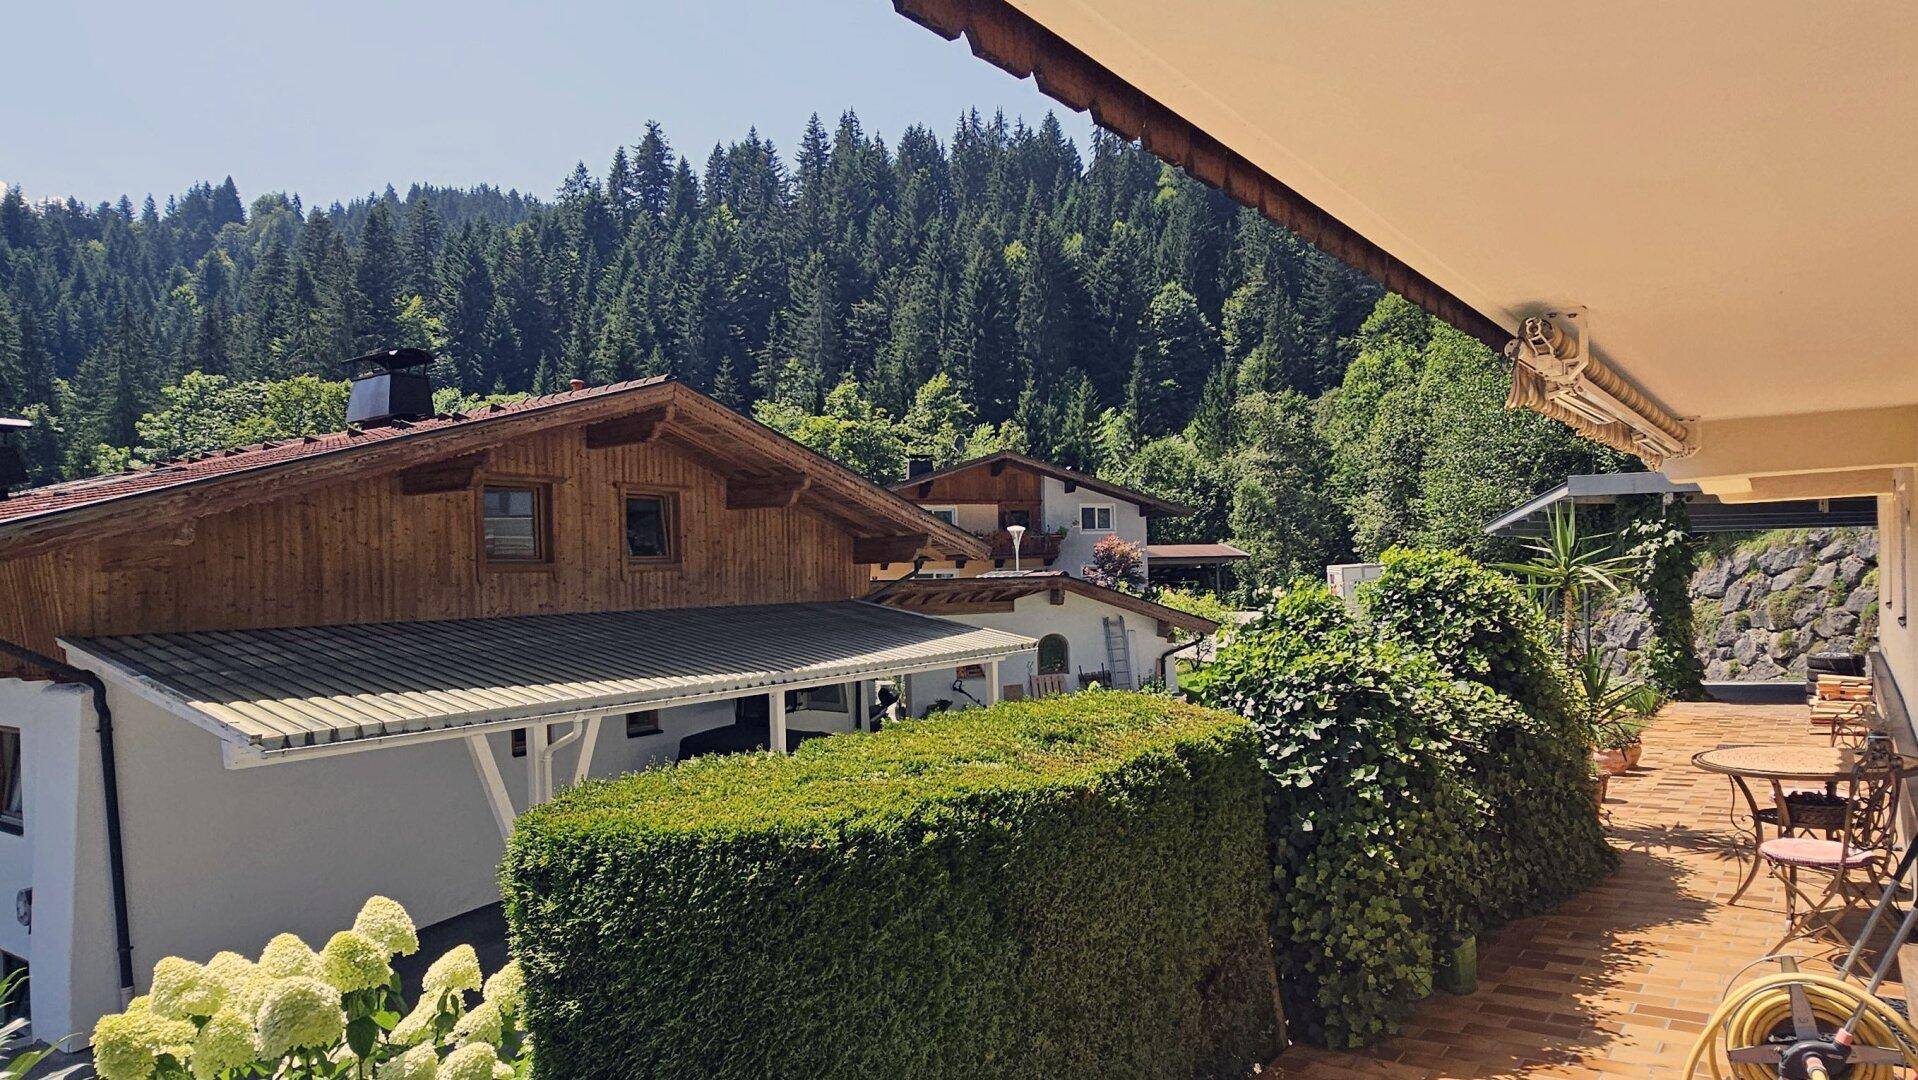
[62,602,1035,757]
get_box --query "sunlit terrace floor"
[1268,701,1909,1078]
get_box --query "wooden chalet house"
[876,452,1248,587]
[0,359,1033,1039]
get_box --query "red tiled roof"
[0,377,671,528]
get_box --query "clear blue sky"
[3,0,1096,208]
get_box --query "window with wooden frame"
[924,505,959,526]
[480,483,551,566]
[622,488,679,565]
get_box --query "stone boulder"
[1846,585,1878,614]
[1694,561,1733,599]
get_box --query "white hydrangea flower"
[377,1042,439,1080]
[423,944,482,997]
[255,975,345,1058]
[90,1009,196,1080]
[149,956,227,1019]
[481,960,523,1015]
[353,895,421,957]
[435,1041,504,1080]
[451,999,502,1047]
[319,929,392,993]
[388,995,441,1047]
[258,932,321,979]
[205,950,257,992]
[190,1006,260,1080]
[228,972,283,1019]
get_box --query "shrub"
[1196,551,1613,1048]
[1362,550,1614,922]
[502,693,1280,1079]
[88,896,528,1080]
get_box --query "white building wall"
[8,677,867,1042]
[1041,477,1150,580]
[902,591,1184,712]
[1881,471,1916,718]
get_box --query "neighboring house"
[877,452,1247,585]
[0,369,1033,1040]
[869,571,1218,705]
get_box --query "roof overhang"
[897,1,1918,467]
[1143,543,1250,568]
[1484,472,1879,537]
[0,380,986,562]
[61,602,1034,767]
[868,571,1219,635]
[894,452,1193,517]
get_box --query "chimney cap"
[343,347,435,376]
[569,378,587,391]
[0,418,30,431]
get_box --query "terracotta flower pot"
[1593,747,1629,776]
[1621,741,1643,770]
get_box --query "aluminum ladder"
[1101,616,1134,689]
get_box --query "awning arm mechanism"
[1504,308,1695,467]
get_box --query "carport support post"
[769,690,788,754]
[525,723,549,804]
[985,660,1001,706]
[853,680,868,732]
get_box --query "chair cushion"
[1759,836,1883,868]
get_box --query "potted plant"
[1574,647,1651,776]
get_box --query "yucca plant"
[1492,504,1635,657]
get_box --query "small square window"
[926,506,958,526]
[625,492,676,562]
[509,729,527,758]
[625,710,661,738]
[482,485,546,563]
[1079,505,1114,531]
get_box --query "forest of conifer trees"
[0,110,1620,596]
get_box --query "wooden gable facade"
[0,380,980,672]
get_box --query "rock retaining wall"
[1592,528,1878,682]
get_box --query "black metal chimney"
[344,348,435,427]
[0,418,31,499]
[905,455,934,480]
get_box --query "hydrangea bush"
[90,896,530,1080]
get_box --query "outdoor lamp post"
[1007,524,1026,571]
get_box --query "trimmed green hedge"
[501,692,1282,1079]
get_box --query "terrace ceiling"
[901,0,1918,427]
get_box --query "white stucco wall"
[902,590,1185,711]
[1041,477,1150,580]
[10,678,868,1042]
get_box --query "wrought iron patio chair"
[1758,760,1901,953]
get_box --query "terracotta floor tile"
[1263,701,1910,1078]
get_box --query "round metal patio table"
[1691,745,1918,905]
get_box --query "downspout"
[0,638,136,1007]
[1159,636,1206,695]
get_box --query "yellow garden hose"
[1684,969,1918,1079]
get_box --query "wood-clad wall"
[907,462,1041,505]
[0,426,867,666]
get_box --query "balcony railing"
[980,528,1064,564]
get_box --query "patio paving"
[1266,700,1906,1078]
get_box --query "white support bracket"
[571,715,604,787]
[769,690,788,754]
[464,734,516,841]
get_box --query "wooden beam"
[918,600,1017,615]
[582,404,674,449]
[395,452,487,495]
[726,470,812,510]
[853,533,930,563]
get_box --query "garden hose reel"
[1688,841,1918,1079]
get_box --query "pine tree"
[401,199,445,300]
[632,121,675,221]
[67,304,162,473]
[0,295,23,413]
[1128,282,1221,439]
[353,201,405,348]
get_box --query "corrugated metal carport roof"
[63,602,1034,755]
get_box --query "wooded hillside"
[0,110,1621,595]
